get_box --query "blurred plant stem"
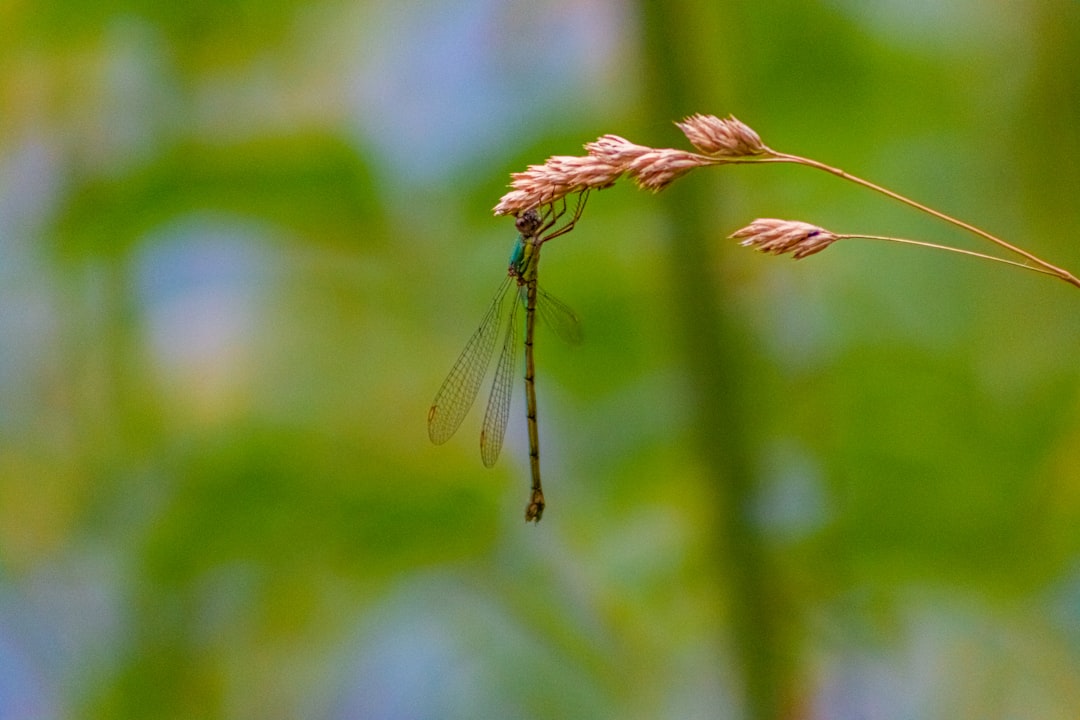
[638,2,796,719]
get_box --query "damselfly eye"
[515,209,541,235]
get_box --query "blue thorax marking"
[508,236,525,271]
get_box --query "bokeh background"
[3,1,1080,718]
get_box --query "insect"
[428,193,588,521]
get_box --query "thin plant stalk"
[754,150,1080,288]
[839,233,1063,279]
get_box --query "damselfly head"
[515,209,542,237]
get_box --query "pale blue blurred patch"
[753,439,831,540]
[0,549,126,720]
[348,0,626,186]
[327,572,605,720]
[0,630,59,720]
[813,591,1080,719]
[0,136,64,423]
[132,214,279,421]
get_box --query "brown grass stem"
[838,233,1064,279]
[759,150,1080,289]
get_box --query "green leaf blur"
[2,1,1079,719]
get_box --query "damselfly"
[428,192,588,522]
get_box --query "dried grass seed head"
[626,149,713,192]
[493,149,624,215]
[584,134,653,165]
[494,116,759,214]
[730,218,839,259]
[493,190,534,216]
[676,114,766,157]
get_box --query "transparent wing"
[428,277,513,445]
[480,298,520,467]
[536,285,583,345]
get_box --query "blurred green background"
[2,1,1080,718]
